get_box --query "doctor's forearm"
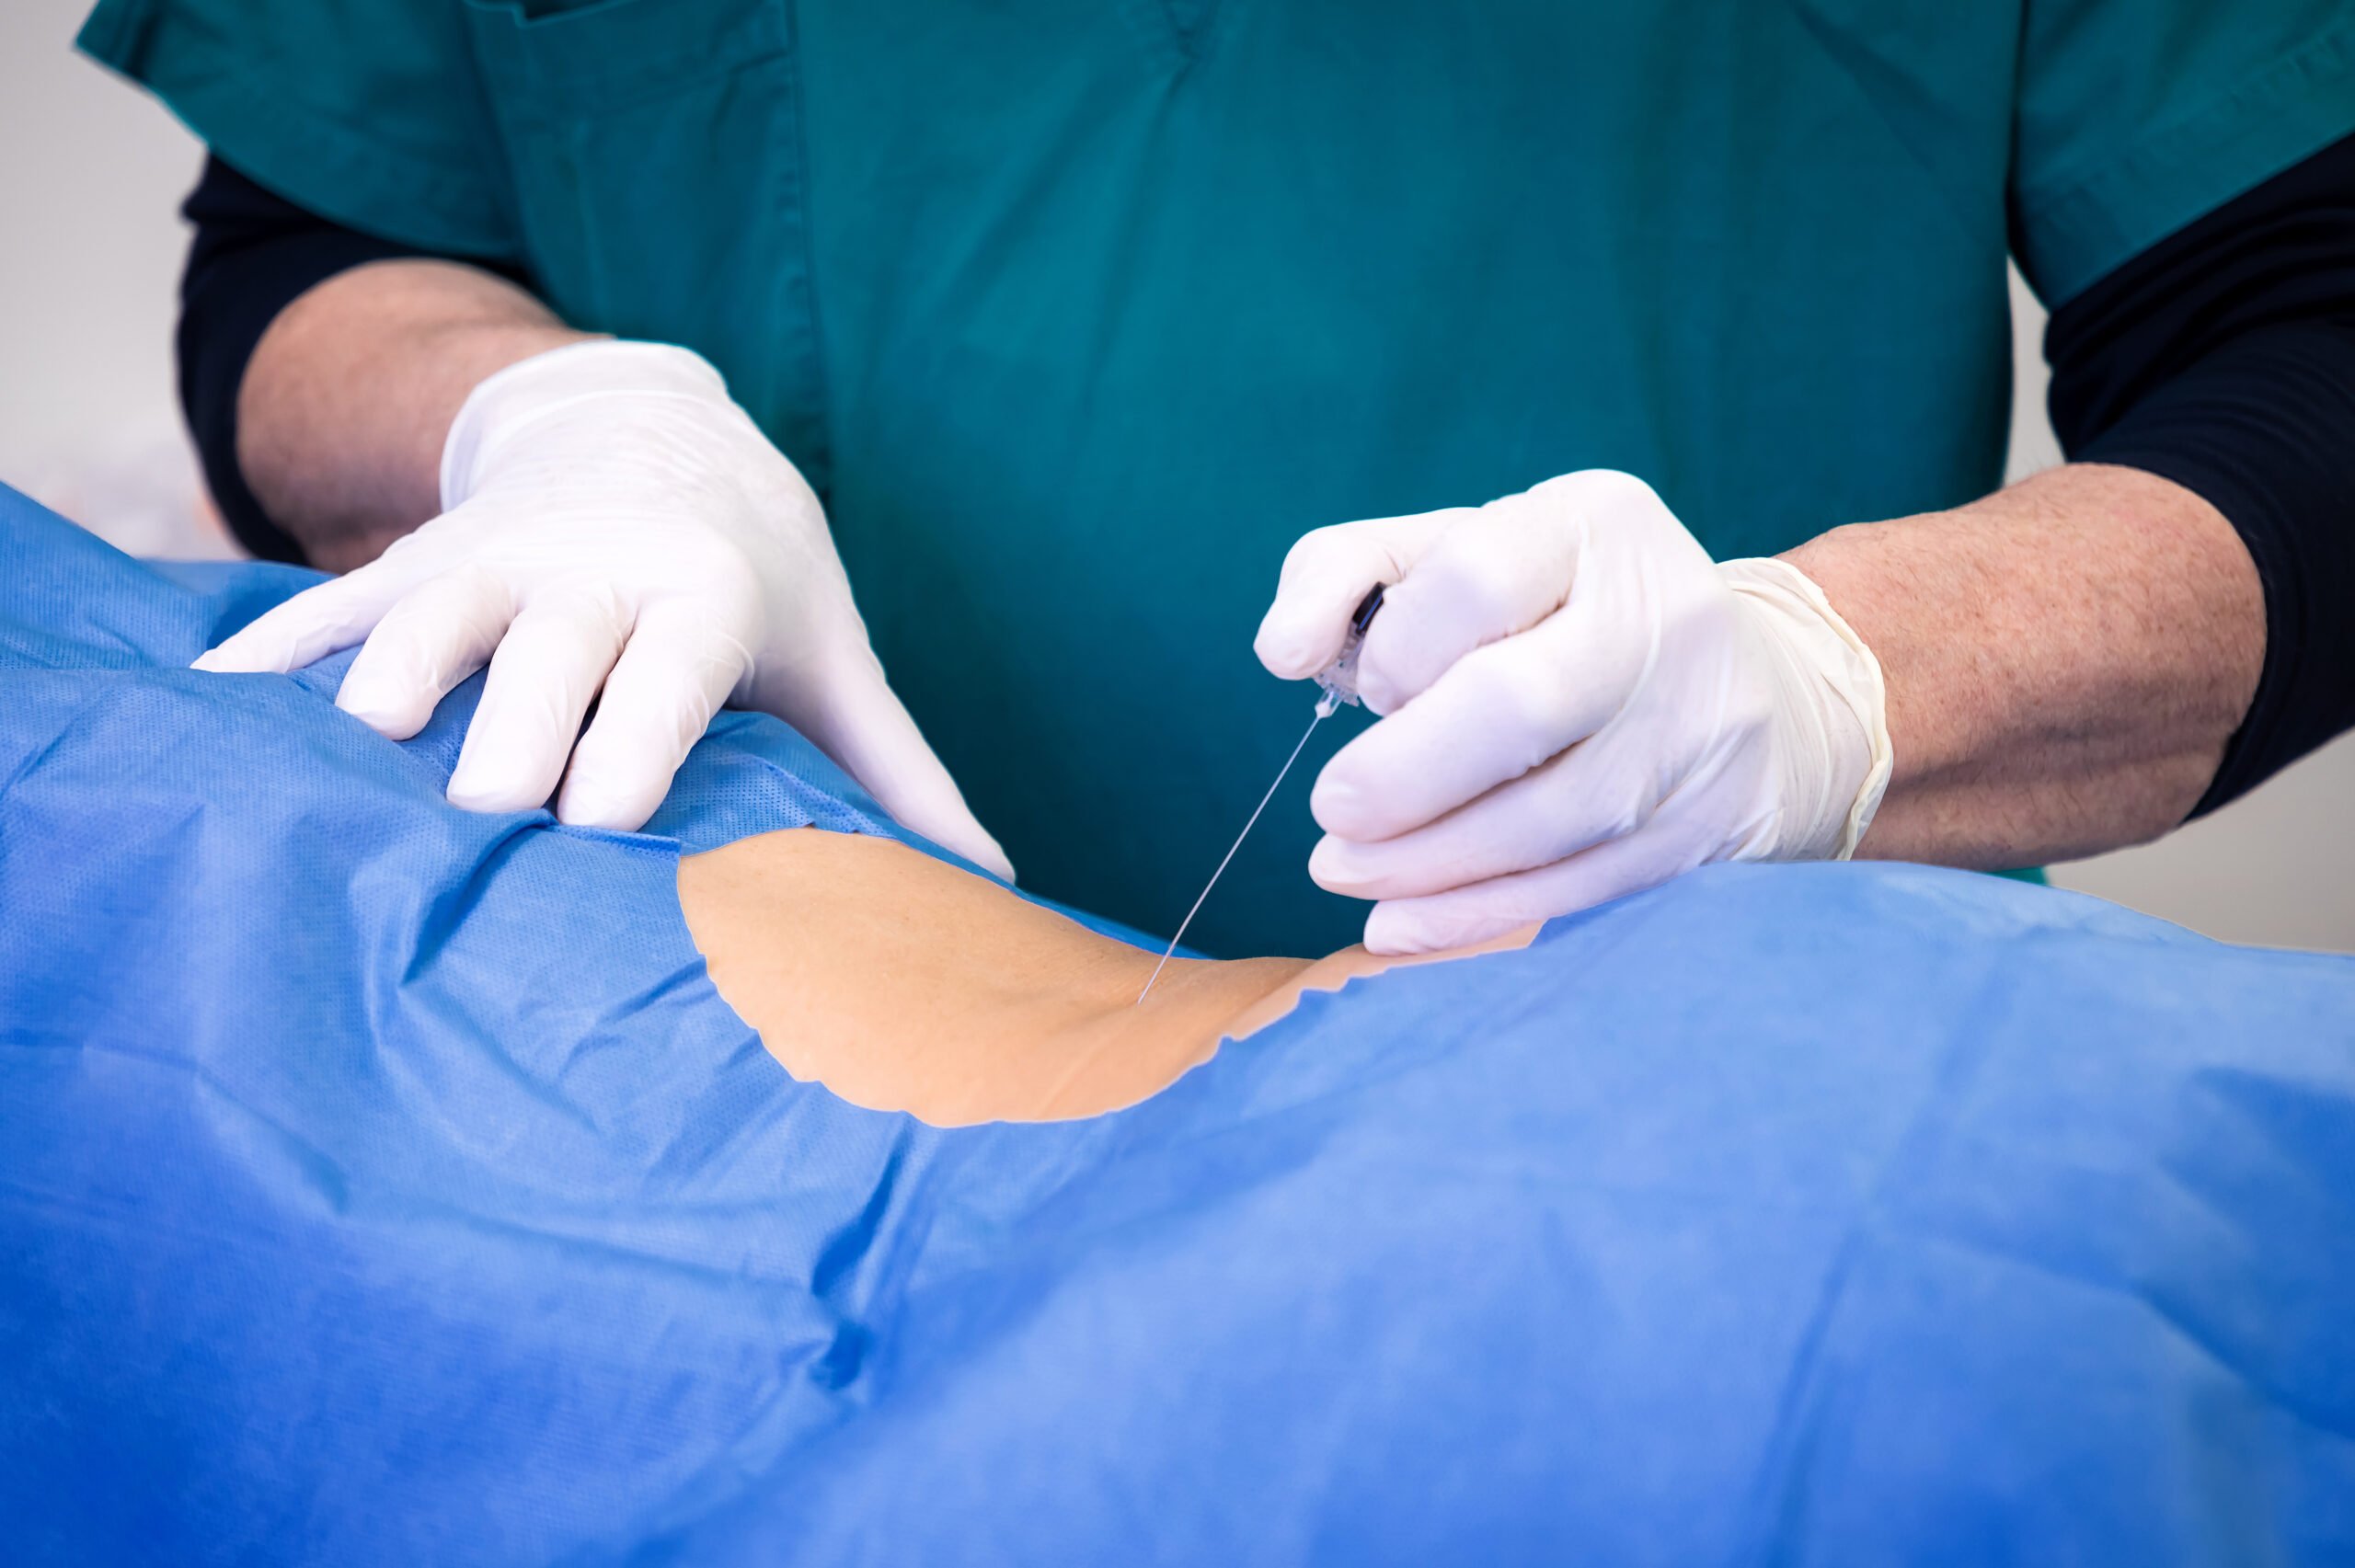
[237,258,593,572]
[1785,463,2264,868]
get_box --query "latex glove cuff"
[1718,556,1894,860]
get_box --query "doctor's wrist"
[1779,466,2262,869]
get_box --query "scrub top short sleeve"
[77,0,519,259]
[2011,0,2355,304]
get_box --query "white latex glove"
[1254,470,1891,954]
[196,340,1012,878]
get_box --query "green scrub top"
[83,0,2355,956]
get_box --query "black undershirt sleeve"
[177,155,534,563]
[2044,132,2355,816]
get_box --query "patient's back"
[6,484,2354,1565]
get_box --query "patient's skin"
[676,830,1534,1127]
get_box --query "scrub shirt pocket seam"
[489,52,793,116]
[460,0,792,107]
[562,116,615,324]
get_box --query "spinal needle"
[1134,697,1333,1004]
[1135,585,1386,1005]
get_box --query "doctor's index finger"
[190,510,476,675]
[191,555,421,676]
[1352,487,1586,715]
[1253,509,1460,681]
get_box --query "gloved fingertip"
[927,818,1015,882]
[1364,899,1522,957]
[192,640,279,675]
[552,745,670,830]
[1307,767,1380,841]
[1306,834,1371,897]
[1251,623,1320,681]
[335,682,432,741]
[1352,666,1407,719]
[1360,903,1433,957]
[445,763,543,817]
[554,783,656,833]
[1256,596,1359,681]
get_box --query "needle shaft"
[1136,705,1328,1004]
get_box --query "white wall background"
[4,0,2349,950]
[0,0,224,555]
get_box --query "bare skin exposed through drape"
[677,830,1535,1127]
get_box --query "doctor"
[86,0,2355,955]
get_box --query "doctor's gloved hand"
[1254,470,1892,954]
[196,340,1013,879]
